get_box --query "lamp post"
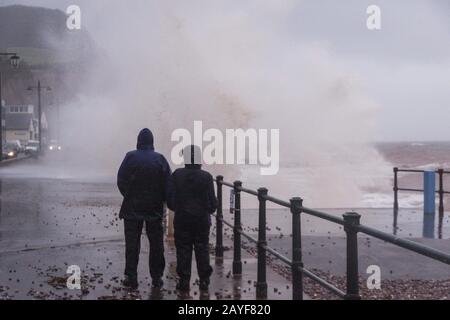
[0,52,20,161]
[27,81,51,154]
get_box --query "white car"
[25,141,40,154]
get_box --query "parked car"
[2,144,17,159]
[25,140,40,155]
[4,142,20,155]
[7,140,24,154]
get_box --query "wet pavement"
[0,173,292,300]
[0,160,449,300]
[0,238,293,300]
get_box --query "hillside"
[0,5,97,107]
[0,5,95,63]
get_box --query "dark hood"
[137,128,154,150]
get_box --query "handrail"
[397,168,450,174]
[262,194,290,208]
[301,206,346,226]
[393,167,448,218]
[213,176,450,300]
[357,225,450,265]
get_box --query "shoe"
[177,290,192,300]
[122,275,138,289]
[177,280,191,300]
[152,278,164,289]
[150,287,164,300]
[200,290,210,300]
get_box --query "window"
[8,106,29,113]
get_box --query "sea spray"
[45,0,390,207]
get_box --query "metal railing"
[394,167,450,217]
[213,175,450,300]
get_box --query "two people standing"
[117,128,217,294]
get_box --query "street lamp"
[27,81,52,154]
[0,52,21,161]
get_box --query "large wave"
[43,0,391,207]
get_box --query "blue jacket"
[117,129,171,221]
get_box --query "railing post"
[393,167,399,214]
[215,175,224,259]
[423,170,436,239]
[232,181,242,276]
[393,208,398,236]
[343,212,361,300]
[438,169,444,219]
[438,170,444,240]
[290,197,304,300]
[256,188,268,299]
[438,214,444,240]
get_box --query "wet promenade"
[0,175,291,300]
[0,161,448,300]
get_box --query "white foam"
[362,192,425,209]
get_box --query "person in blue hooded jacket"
[117,128,171,289]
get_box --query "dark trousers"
[124,219,165,280]
[174,216,213,282]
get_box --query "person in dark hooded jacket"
[117,128,171,289]
[167,145,217,294]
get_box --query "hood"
[137,128,154,150]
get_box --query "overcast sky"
[2,0,450,142]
